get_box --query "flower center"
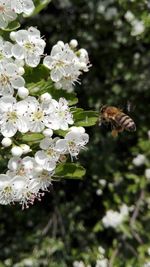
[24,42,35,51]
[7,111,18,122]
[46,148,58,159]
[0,74,10,86]
[33,111,44,121]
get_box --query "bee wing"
[127,101,136,113]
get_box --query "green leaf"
[24,65,50,83]
[55,163,86,179]
[25,0,51,17]
[27,79,78,105]
[54,129,68,137]
[3,21,20,31]
[73,110,99,127]
[21,133,44,142]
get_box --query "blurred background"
[1,0,150,266]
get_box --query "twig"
[108,247,119,267]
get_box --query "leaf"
[24,65,50,83]
[21,133,44,142]
[27,79,78,105]
[54,129,68,137]
[3,21,20,31]
[25,0,51,17]
[55,163,86,179]
[73,110,99,127]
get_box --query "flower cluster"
[102,204,129,228]
[43,40,91,92]
[0,22,90,208]
[0,0,35,29]
[0,126,89,208]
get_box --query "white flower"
[20,96,54,133]
[0,37,13,62]
[131,20,145,36]
[120,204,129,216]
[132,154,146,166]
[0,96,29,137]
[0,0,17,29]
[11,27,46,67]
[95,259,108,267]
[148,130,150,139]
[56,128,89,157]
[0,61,25,96]
[31,169,53,192]
[43,41,90,91]
[145,169,150,180]
[102,210,124,228]
[45,98,74,130]
[0,174,15,204]
[73,261,86,267]
[124,11,135,22]
[98,246,105,255]
[11,0,35,15]
[35,138,61,171]
[7,156,39,178]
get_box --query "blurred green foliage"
[1,0,150,266]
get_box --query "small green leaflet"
[25,0,51,17]
[73,110,99,127]
[55,163,86,179]
[3,21,20,32]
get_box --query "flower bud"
[11,146,23,157]
[70,126,85,133]
[20,144,31,154]
[57,41,64,47]
[43,128,53,137]
[1,137,12,147]
[18,87,29,99]
[145,169,150,180]
[40,93,52,102]
[18,67,25,75]
[10,31,16,41]
[70,39,78,48]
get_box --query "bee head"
[100,105,107,114]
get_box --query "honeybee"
[99,105,136,137]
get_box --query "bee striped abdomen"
[116,113,136,132]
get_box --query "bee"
[99,105,136,137]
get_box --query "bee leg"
[111,129,118,137]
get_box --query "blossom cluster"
[0,0,35,29]
[43,40,91,92]
[0,24,90,208]
[102,204,129,228]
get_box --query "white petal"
[51,68,63,82]
[40,137,53,150]
[35,151,46,165]
[1,122,17,137]
[17,118,29,133]
[55,139,67,152]
[25,53,40,67]
[23,1,35,15]
[12,44,24,59]
[43,56,56,69]
[10,76,25,88]
[15,30,29,45]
